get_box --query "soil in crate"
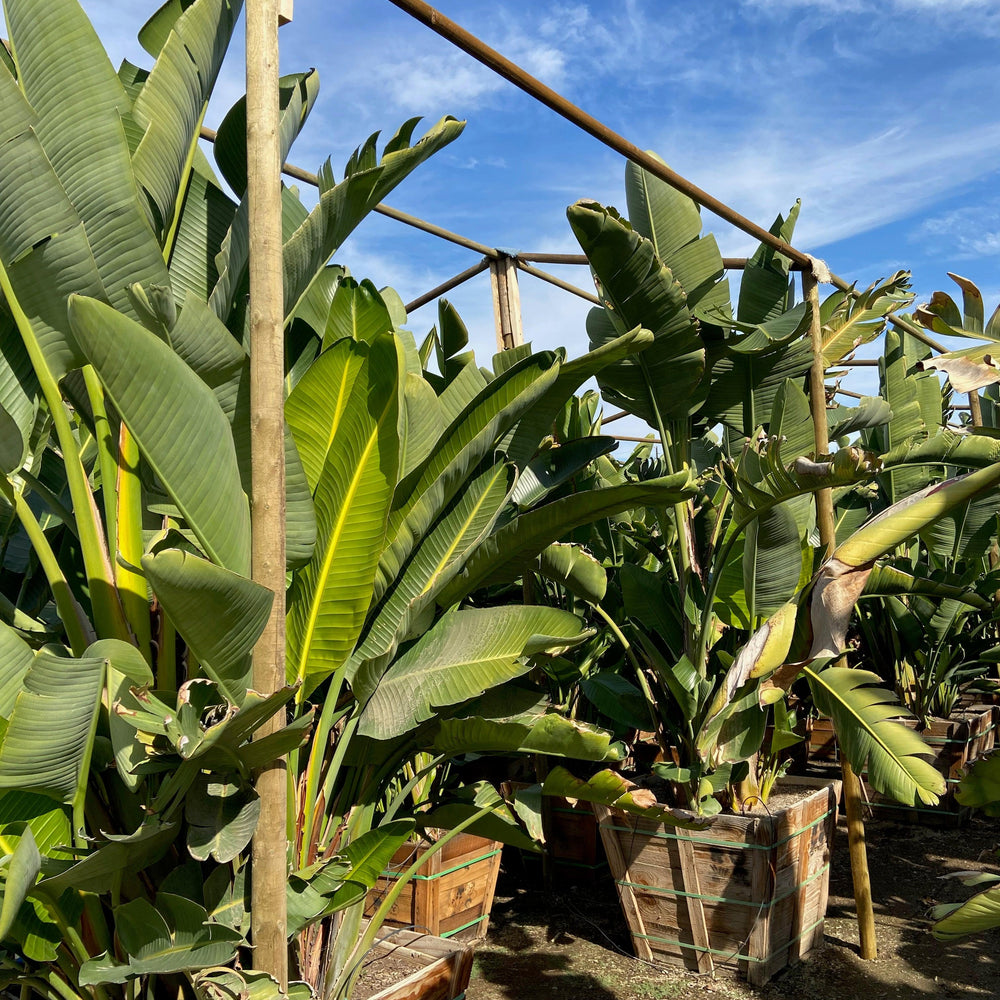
[365,833,502,941]
[353,926,474,1000]
[594,776,840,986]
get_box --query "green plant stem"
[10,490,90,655]
[0,261,127,644]
[593,605,661,737]
[39,974,82,1000]
[333,803,499,1000]
[81,366,118,562]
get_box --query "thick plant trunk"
[247,0,288,986]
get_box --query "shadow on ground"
[469,815,1000,1000]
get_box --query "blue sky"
[75,0,1000,418]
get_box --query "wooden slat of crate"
[594,777,839,984]
[366,835,502,941]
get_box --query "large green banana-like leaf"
[923,489,999,564]
[0,69,104,381]
[401,372,444,480]
[168,166,236,302]
[38,819,179,896]
[880,328,942,503]
[143,549,273,705]
[506,328,653,465]
[932,882,1000,941]
[803,665,944,805]
[78,894,244,985]
[86,638,154,791]
[860,564,990,610]
[955,752,1000,816]
[836,461,1000,568]
[702,335,813,436]
[542,765,700,826]
[5,0,171,313]
[569,200,704,423]
[286,335,402,690]
[430,712,621,760]
[324,277,394,346]
[68,295,250,575]
[355,606,591,740]
[725,460,1000,703]
[625,158,731,320]
[285,337,366,491]
[0,825,40,942]
[743,503,805,621]
[736,203,799,325]
[0,622,34,719]
[916,275,1000,391]
[0,326,36,474]
[282,117,464,321]
[820,272,912,367]
[213,71,320,198]
[347,460,516,683]
[166,293,245,386]
[374,351,561,603]
[827,397,893,440]
[131,0,241,240]
[0,650,104,808]
[438,471,696,604]
[535,543,608,604]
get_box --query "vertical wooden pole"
[247,0,288,986]
[803,269,877,961]
[489,253,523,351]
[969,391,983,427]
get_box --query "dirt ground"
[468,814,1000,1000]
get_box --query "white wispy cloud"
[916,202,1000,259]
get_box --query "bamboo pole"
[403,257,490,314]
[247,0,288,986]
[804,270,877,961]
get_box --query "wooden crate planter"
[365,834,502,941]
[362,925,475,1000]
[543,795,607,881]
[594,776,840,985]
[806,704,997,824]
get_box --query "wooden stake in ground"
[247,0,288,986]
[803,268,877,961]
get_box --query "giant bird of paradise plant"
[537,159,1000,816]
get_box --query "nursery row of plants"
[1,1,999,998]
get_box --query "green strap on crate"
[439,914,487,938]
[616,861,830,909]
[380,848,501,882]
[601,808,833,852]
[634,914,826,965]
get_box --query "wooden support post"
[803,269,877,962]
[969,391,983,427]
[278,0,293,25]
[489,253,523,352]
[247,0,288,987]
